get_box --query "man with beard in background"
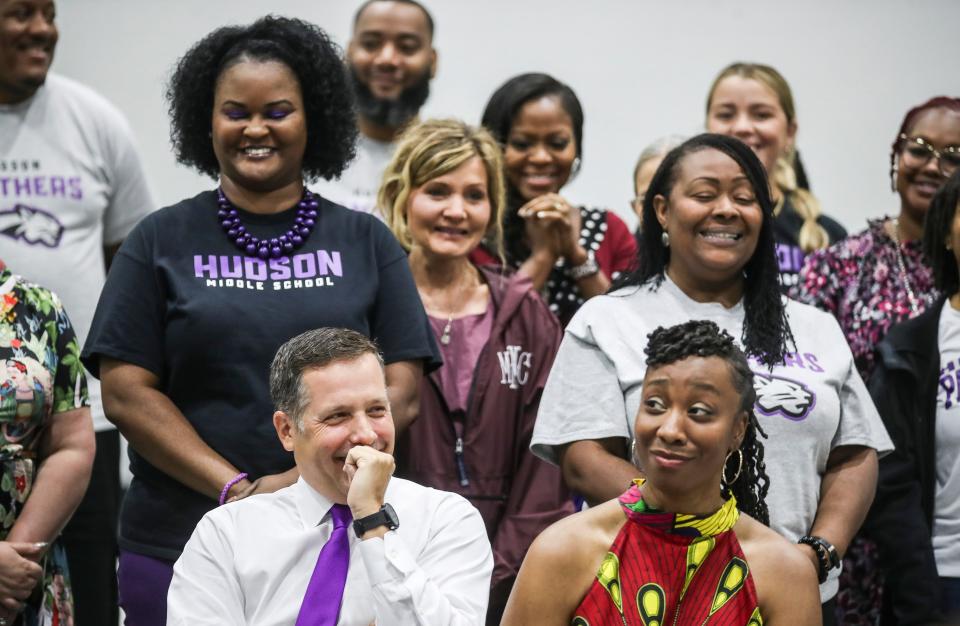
[317,0,437,215]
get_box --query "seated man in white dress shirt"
[166,328,493,625]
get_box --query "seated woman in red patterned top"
[502,320,821,625]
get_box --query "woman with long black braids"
[531,133,892,624]
[504,321,821,625]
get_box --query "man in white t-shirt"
[0,1,154,623]
[316,0,437,215]
[168,328,492,625]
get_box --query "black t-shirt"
[774,193,848,292]
[82,190,440,559]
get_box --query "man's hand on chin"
[344,445,395,539]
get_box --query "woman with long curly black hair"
[80,16,438,624]
[505,321,822,625]
[532,133,892,624]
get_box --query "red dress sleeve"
[594,210,637,278]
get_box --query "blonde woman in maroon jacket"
[379,118,573,624]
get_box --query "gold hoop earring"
[722,448,744,486]
[631,439,640,467]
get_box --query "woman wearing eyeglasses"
[793,96,960,381]
[791,96,960,623]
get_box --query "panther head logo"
[0,204,64,247]
[752,372,816,421]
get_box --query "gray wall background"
[56,0,960,231]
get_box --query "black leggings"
[60,429,121,626]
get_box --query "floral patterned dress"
[790,217,939,625]
[0,263,86,626]
[790,216,938,382]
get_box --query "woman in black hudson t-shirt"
[80,17,438,626]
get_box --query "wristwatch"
[569,252,600,280]
[798,535,840,583]
[352,503,400,538]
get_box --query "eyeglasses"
[899,134,960,177]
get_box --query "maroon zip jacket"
[394,265,574,607]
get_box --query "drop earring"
[661,231,670,248]
[571,156,582,176]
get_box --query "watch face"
[383,503,399,529]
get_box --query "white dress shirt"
[167,477,493,625]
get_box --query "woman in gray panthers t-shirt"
[531,134,892,621]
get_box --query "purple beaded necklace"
[217,187,319,260]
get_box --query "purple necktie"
[296,503,353,626]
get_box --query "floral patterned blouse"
[0,262,87,625]
[789,217,939,381]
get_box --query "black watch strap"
[352,503,400,538]
[798,535,840,584]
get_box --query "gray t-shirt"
[0,74,154,431]
[315,134,394,217]
[532,275,893,600]
[934,302,960,576]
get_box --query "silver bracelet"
[569,253,599,280]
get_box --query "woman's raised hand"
[518,193,583,261]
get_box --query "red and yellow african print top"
[572,481,762,625]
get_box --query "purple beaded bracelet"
[219,472,248,506]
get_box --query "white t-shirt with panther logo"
[532,275,893,601]
[934,302,960,576]
[0,74,154,431]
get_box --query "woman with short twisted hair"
[504,321,821,625]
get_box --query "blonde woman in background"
[379,119,572,625]
[630,135,685,245]
[706,62,847,291]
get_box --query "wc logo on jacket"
[497,345,532,389]
[753,372,815,421]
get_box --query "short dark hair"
[269,328,383,428]
[923,169,960,295]
[166,15,357,182]
[644,320,770,525]
[890,97,960,184]
[615,133,793,368]
[481,72,584,161]
[353,0,435,38]
[480,72,585,266]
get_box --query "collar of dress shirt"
[292,477,342,530]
